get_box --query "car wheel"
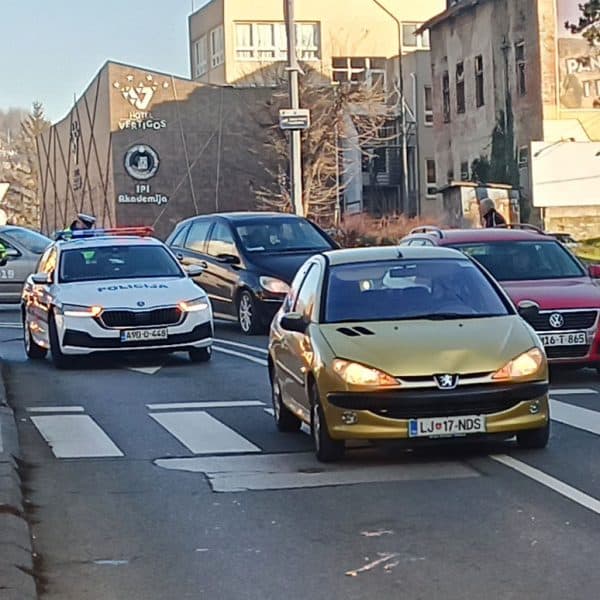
[48,313,69,370]
[310,382,344,462]
[23,317,47,360]
[189,346,212,363]
[271,375,301,432]
[517,421,550,450]
[237,290,263,336]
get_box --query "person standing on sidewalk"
[479,198,507,228]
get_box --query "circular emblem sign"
[549,312,564,329]
[124,144,159,180]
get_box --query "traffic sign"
[279,108,310,131]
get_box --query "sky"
[0,0,210,123]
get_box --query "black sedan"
[166,212,338,334]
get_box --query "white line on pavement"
[148,401,265,410]
[26,406,85,413]
[30,415,124,458]
[213,338,268,355]
[549,399,600,436]
[263,407,311,435]
[0,322,22,329]
[213,345,268,366]
[150,411,261,455]
[550,388,598,395]
[491,454,600,515]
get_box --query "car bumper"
[541,328,600,367]
[323,382,549,441]
[255,296,283,327]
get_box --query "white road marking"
[127,366,162,375]
[550,388,597,396]
[491,454,600,515]
[30,415,124,458]
[213,338,268,355]
[264,407,311,434]
[264,408,274,416]
[150,411,260,455]
[154,452,480,492]
[0,322,23,329]
[26,406,85,413]
[148,401,265,410]
[213,346,268,366]
[549,399,600,436]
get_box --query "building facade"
[423,0,600,237]
[188,0,445,217]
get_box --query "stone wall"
[543,206,600,240]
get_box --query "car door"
[0,236,26,302]
[26,247,57,343]
[173,218,214,293]
[204,221,242,318]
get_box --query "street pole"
[370,0,409,216]
[284,0,304,217]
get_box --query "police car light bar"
[56,227,155,240]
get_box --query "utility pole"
[284,0,304,216]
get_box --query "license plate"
[538,331,587,346]
[408,415,486,438]
[120,328,168,342]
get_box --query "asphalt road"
[1,306,599,600]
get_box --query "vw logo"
[549,312,564,329]
[137,301,146,307]
[434,374,459,390]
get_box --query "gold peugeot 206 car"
[268,246,550,462]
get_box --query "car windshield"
[59,244,183,283]
[324,258,510,323]
[3,228,51,254]
[451,241,586,281]
[236,218,332,253]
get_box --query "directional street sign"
[279,108,311,131]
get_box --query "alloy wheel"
[239,293,253,333]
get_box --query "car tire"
[516,420,550,450]
[237,290,263,336]
[48,313,69,370]
[310,382,344,462]
[271,375,301,432]
[189,346,212,363]
[23,318,47,360]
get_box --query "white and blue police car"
[21,227,213,368]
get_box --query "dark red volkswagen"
[400,226,600,373]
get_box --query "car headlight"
[332,359,398,387]
[259,276,290,295]
[492,348,544,380]
[61,303,103,318]
[178,297,211,313]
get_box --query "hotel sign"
[113,73,169,130]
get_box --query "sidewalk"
[0,363,38,599]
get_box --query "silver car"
[0,226,52,303]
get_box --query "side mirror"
[4,248,19,259]
[31,272,51,285]
[280,312,309,334]
[517,299,540,323]
[216,253,240,265]
[588,264,600,279]
[184,264,204,278]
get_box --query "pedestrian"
[69,213,96,231]
[479,198,506,228]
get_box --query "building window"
[518,145,529,167]
[332,57,386,88]
[460,161,470,180]
[234,22,320,61]
[426,159,437,196]
[402,23,430,48]
[210,26,224,68]
[442,71,451,122]
[515,42,526,96]
[456,61,465,114]
[475,55,484,107]
[424,86,433,125]
[194,35,208,77]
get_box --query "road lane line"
[213,345,268,366]
[213,338,268,355]
[0,322,23,329]
[27,406,85,413]
[148,401,265,410]
[491,454,600,515]
[549,399,600,436]
[550,388,597,396]
[30,415,124,458]
[150,411,261,455]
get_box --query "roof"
[181,212,305,224]
[57,236,163,249]
[417,0,483,33]
[410,228,554,245]
[324,245,465,266]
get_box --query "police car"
[21,227,213,368]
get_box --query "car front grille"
[100,307,182,328]
[545,345,590,359]
[526,310,598,331]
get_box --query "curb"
[0,363,38,599]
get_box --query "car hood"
[319,316,536,377]
[247,250,325,283]
[55,277,202,309]
[501,278,600,310]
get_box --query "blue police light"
[55,227,154,241]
